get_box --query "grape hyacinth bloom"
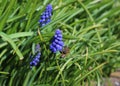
[39,4,52,27]
[50,29,64,53]
[30,44,41,68]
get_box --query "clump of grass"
[0,0,120,85]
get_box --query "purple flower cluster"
[29,4,66,68]
[50,29,64,53]
[39,4,52,27]
[30,44,41,68]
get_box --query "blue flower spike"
[30,44,41,68]
[39,4,53,27]
[50,29,64,53]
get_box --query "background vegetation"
[0,0,120,86]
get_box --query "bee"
[60,46,70,58]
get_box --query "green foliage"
[0,0,120,85]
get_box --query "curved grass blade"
[0,32,24,60]
[75,62,106,85]
[0,71,9,75]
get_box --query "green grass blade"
[0,32,24,60]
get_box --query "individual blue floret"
[39,4,52,27]
[50,29,64,53]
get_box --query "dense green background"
[0,0,120,86]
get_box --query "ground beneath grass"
[104,70,120,86]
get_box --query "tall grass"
[0,0,120,85]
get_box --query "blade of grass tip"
[0,71,9,75]
[75,62,106,85]
[0,32,24,60]
[0,42,8,48]
[0,49,7,58]
[32,43,35,55]
[38,29,44,41]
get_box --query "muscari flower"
[39,4,52,27]
[30,44,41,68]
[50,29,64,53]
